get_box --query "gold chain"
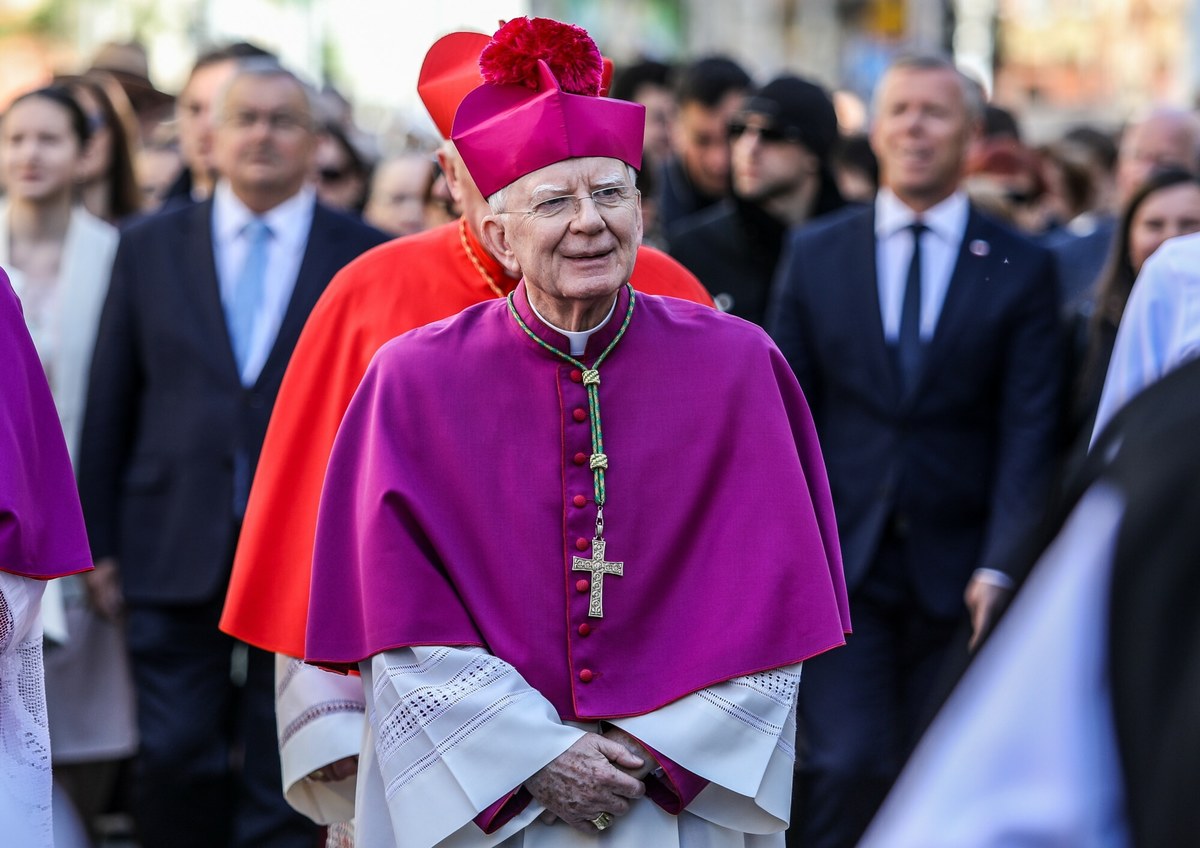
[458,218,506,299]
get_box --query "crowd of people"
[2,13,1199,848]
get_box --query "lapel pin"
[969,239,990,257]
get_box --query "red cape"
[220,219,712,655]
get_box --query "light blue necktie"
[228,218,271,378]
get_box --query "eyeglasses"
[224,110,310,133]
[727,121,803,145]
[509,186,640,221]
[318,166,349,183]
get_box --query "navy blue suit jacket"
[79,198,388,605]
[766,203,1064,618]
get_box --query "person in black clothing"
[656,56,751,231]
[668,75,843,324]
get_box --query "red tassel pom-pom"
[480,17,603,96]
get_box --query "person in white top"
[0,83,136,845]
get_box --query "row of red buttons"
[570,366,596,685]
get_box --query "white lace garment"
[0,572,51,848]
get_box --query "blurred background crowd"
[3,1,1200,847]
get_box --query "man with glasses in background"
[79,60,386,848]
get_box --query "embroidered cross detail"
[572,538,624,618]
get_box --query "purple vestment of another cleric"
[0,269,92,579]
[306,281,850,719]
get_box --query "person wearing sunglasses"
[668,75,845,325]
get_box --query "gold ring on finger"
[590,812,613,830]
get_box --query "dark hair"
[610,59,673,103]
[984,104,1021,141]
[190,41,276,78]
[318,121,371,213]
[831,133,879,193]
[1094,167,1200,324]
[6,85,91,148]
[1063,125,1119,174]
[1039,139,1099,220]
[56,71,143,220]
[672,56,751,108]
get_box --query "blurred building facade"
[0,0,1196,141]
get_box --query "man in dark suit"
[859,356,1200,848]
[766,54,1063,848]
[79,60,387,848]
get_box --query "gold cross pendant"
[572,537,624,618]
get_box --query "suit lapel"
[908,207,990,399]
[256,204,337,386]
[180,200,242,382]
[852,207,903,403]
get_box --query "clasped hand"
[524,732,649,832]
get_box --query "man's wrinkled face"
[674,91,745,197]
[488,157,642,309]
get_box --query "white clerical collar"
[528,293,617,356]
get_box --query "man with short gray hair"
[79,60,387,848]
[768,54,1063,848]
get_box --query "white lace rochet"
[1,573,52,848]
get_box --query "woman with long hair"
[1071,166,1200,436]
[55,71,143,223]
[0,84,137,847]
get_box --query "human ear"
[481,215,522,276]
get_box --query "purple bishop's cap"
[451,17,644,198]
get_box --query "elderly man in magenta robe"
[218,30,713,831]
[304,18,850,847]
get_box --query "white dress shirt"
[874,188,970,342]
[212,181,316,385]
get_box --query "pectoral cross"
[572,537,624,618]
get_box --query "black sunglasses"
[727,121,803,144]
[319,167,349,183]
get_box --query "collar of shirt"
[212,180,316,252]
[873,188,970,343]
[874,187,969,246]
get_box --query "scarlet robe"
[220,219,712,655]
[306,282,850,718]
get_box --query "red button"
[575,537,589,551]
[570,368,583,383]
[573,452,587,465]
[573,494,587,508]
[578,623,591,637]
[575,579,589,593]
[579,669,594,683]
[573,408,587,422]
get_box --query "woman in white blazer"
[0,84,136,846]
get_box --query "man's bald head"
[1116,107,1200,205]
